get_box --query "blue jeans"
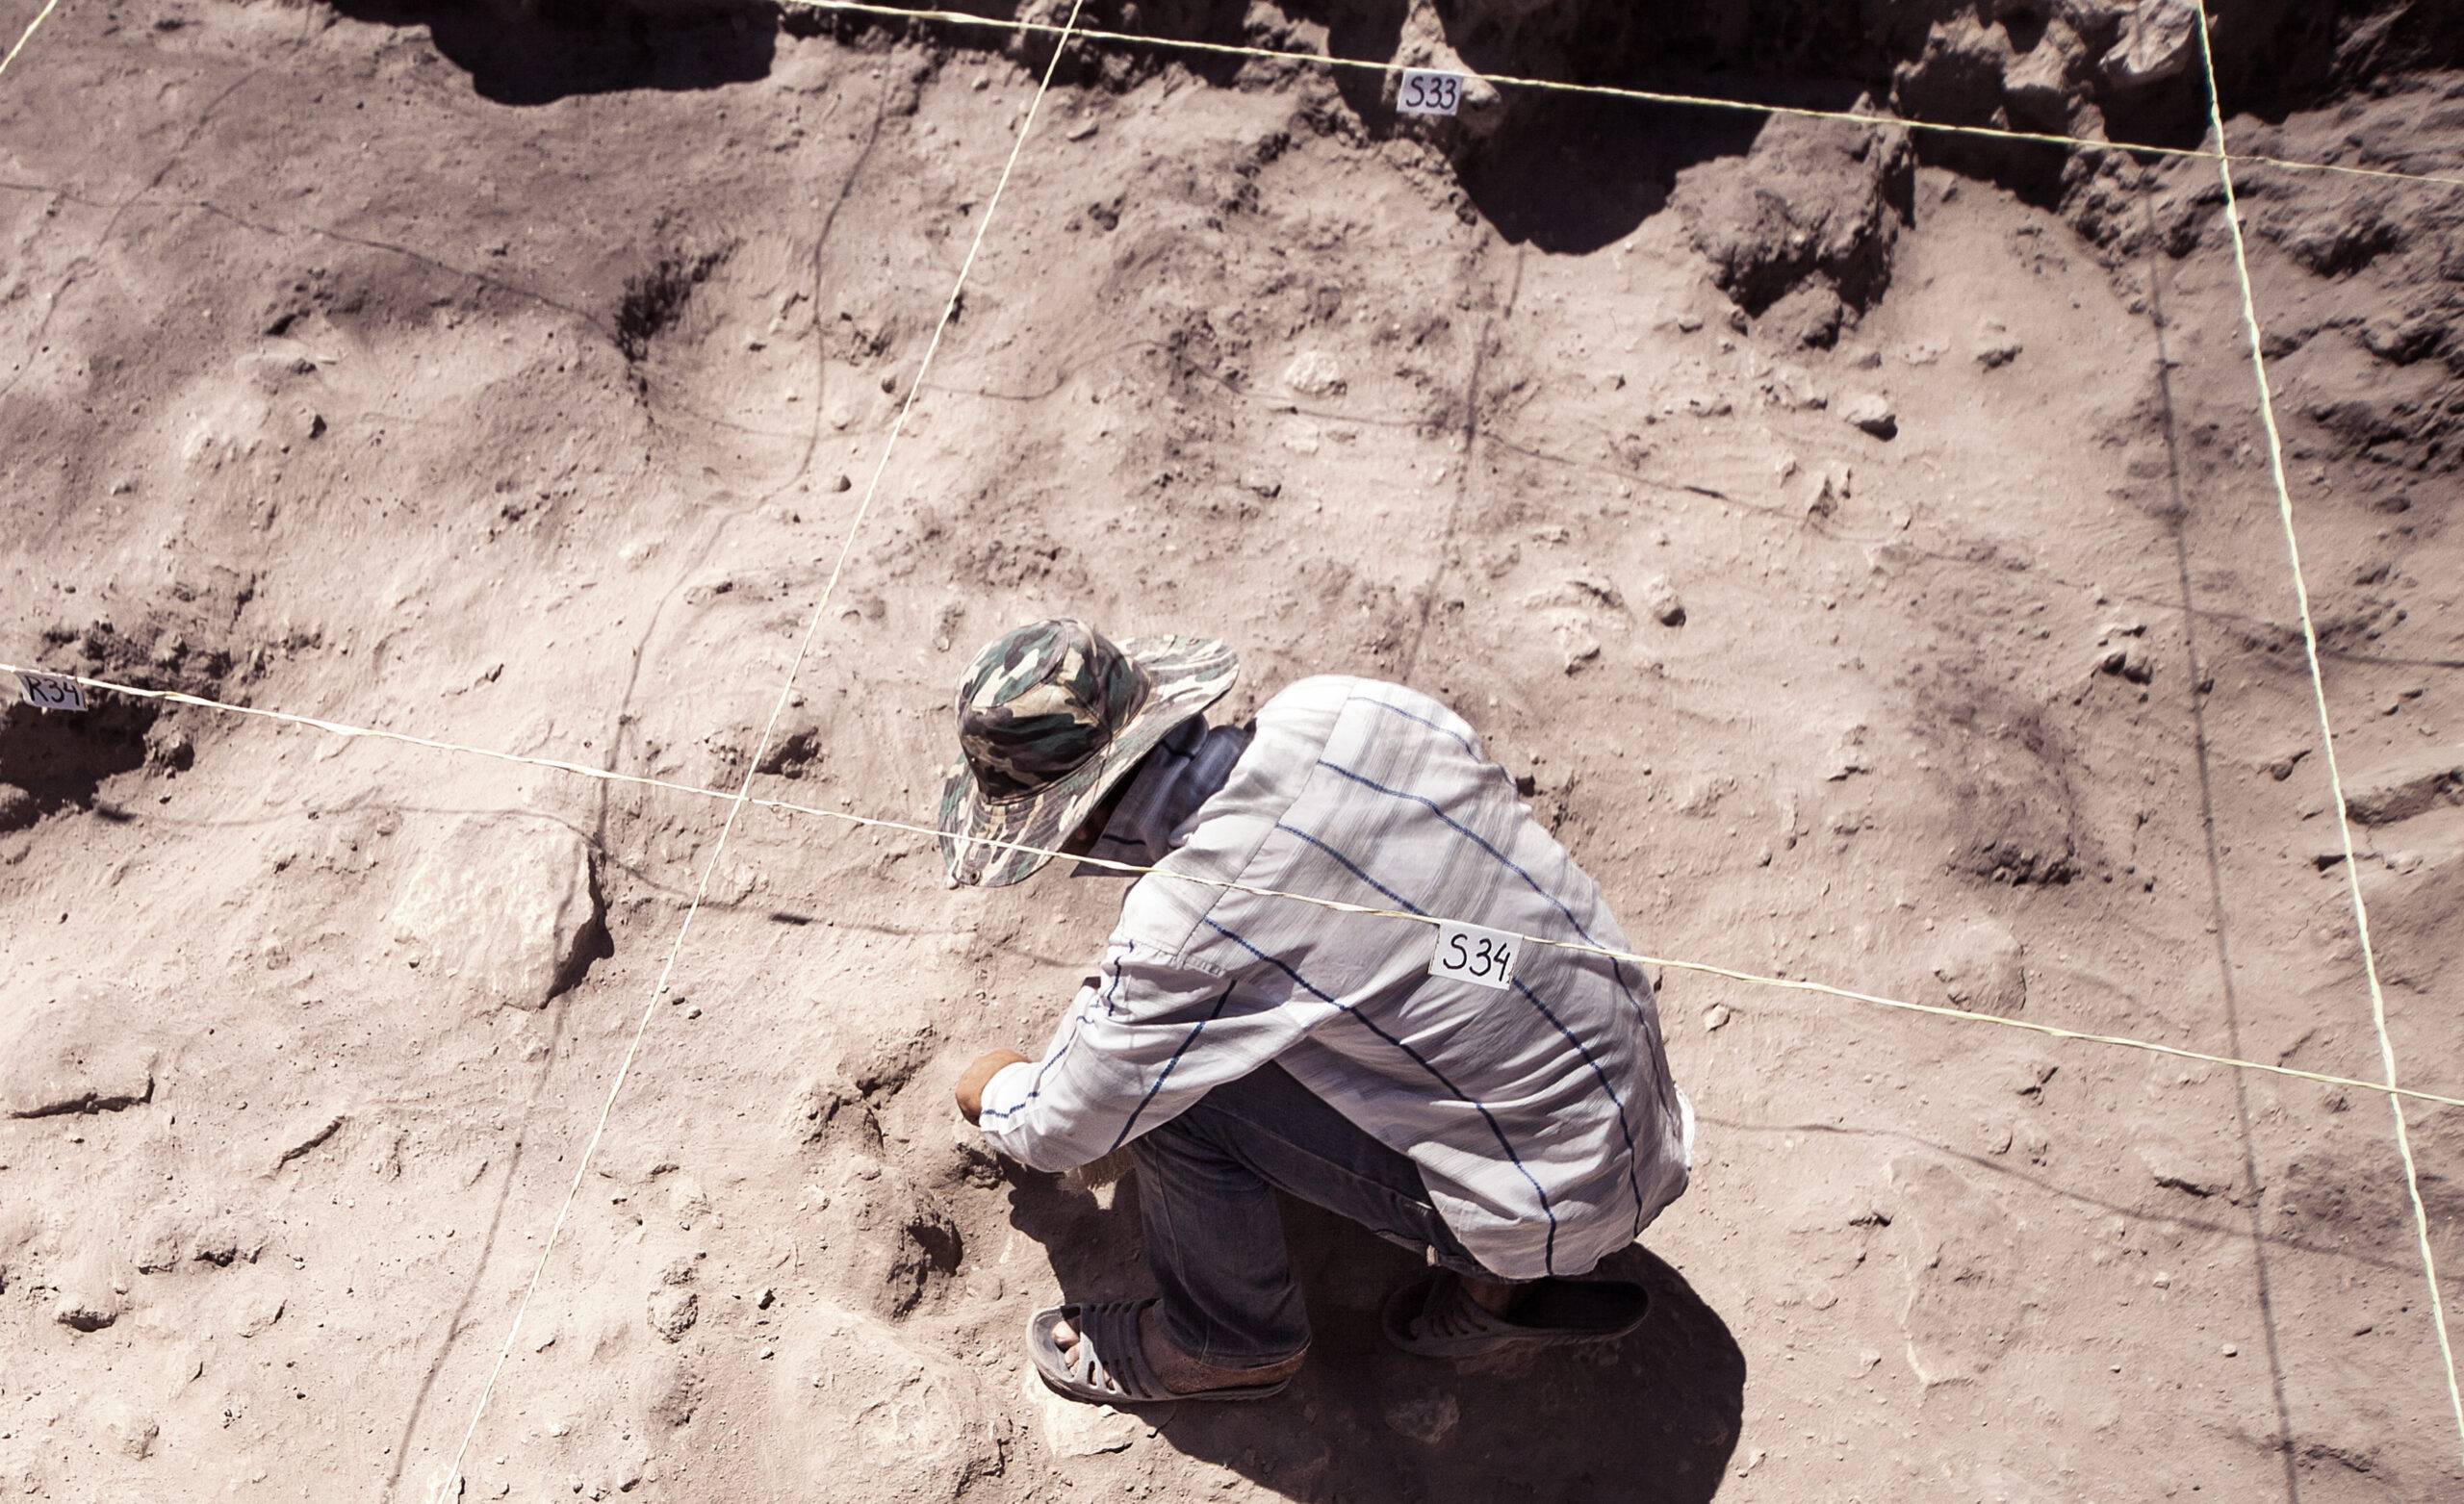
[1130,1061,1498,1368]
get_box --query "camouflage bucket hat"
[937,619,1238,888]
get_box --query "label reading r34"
[16,671,86,712]
[1431,920,1516,991]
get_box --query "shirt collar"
[1082,716,1248,870]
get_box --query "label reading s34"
[1431,919,1516,991]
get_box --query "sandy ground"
[2,3,2461,1501]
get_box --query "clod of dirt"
[1383,1391,1463,1446]
[1926,694,2086,887]
[615,246,732,364]
[1282,348,1347,397]
[879,1201,963,1318]
[648,1287,699,1343]
[754,717,824,778]
[1553,615,1604,675]
[99,1402,159,1461]
[54,1295,120,1334]
[189,1217,266,1268]
[1038,1371,1142,1457]
[2139,1142,2238,1202]
[1971,319,2023,369]
[132,1210,190,1275]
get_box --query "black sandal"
[1381,1269,1649,1358]
[1028,1299,1296,1405]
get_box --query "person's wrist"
[956,1048,1031,1123]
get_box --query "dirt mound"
[1671,115,1915,344]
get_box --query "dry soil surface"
[3,3,2462,1502]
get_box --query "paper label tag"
[1431,920,1517,991]
[16,671,86,712]
[1397,68,1464,117]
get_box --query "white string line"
[2191,3,2464,1466]
[414,7,1094,1497]
[0,0,64,81]
[14,659,2464,1117]
[780,0,2464,197]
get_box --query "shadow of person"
[1007,1173,1744,1503]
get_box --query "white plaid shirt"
[979,675,1693,1279]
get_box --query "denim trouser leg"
[1127,1061,1495,1368]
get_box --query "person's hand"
[955,1048,1031,1125]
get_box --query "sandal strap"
[1423,1273,1511,1340]
[1068,1300,1169,1403]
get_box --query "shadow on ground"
[1012,1177,1745,1503]
[322,0,779,106]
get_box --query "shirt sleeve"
[976,935,1299,1173]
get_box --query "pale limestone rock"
[1842,392,1898,439]
[1931,920,2028,1017]
[1,984,155,1120]
[1890,1157,2033,1387]
[1281,350,1347,398]
[99,1401,159,1460]
[2105,0,2199,88]
[2343,744,2462,826]
[1031,1366,1142,1458]
[389,816,601,1009]
[768,1300,1001,1492]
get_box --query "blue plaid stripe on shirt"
[977,675,1694,1280]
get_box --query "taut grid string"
[13,660,2463,1118]
[781,0,2464,196]
[2191,0,2464,1466]
[413,1,1096,1496]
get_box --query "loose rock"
[1281,350,1346,398]
[1841,393,1898,439]
[2104,0,2199,89]
[2343,745,2462,825]
[1972,320,2023,370]
[1638,575,1686,626]
[55,1292,121,1332]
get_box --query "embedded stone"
[389,816,603,1009]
